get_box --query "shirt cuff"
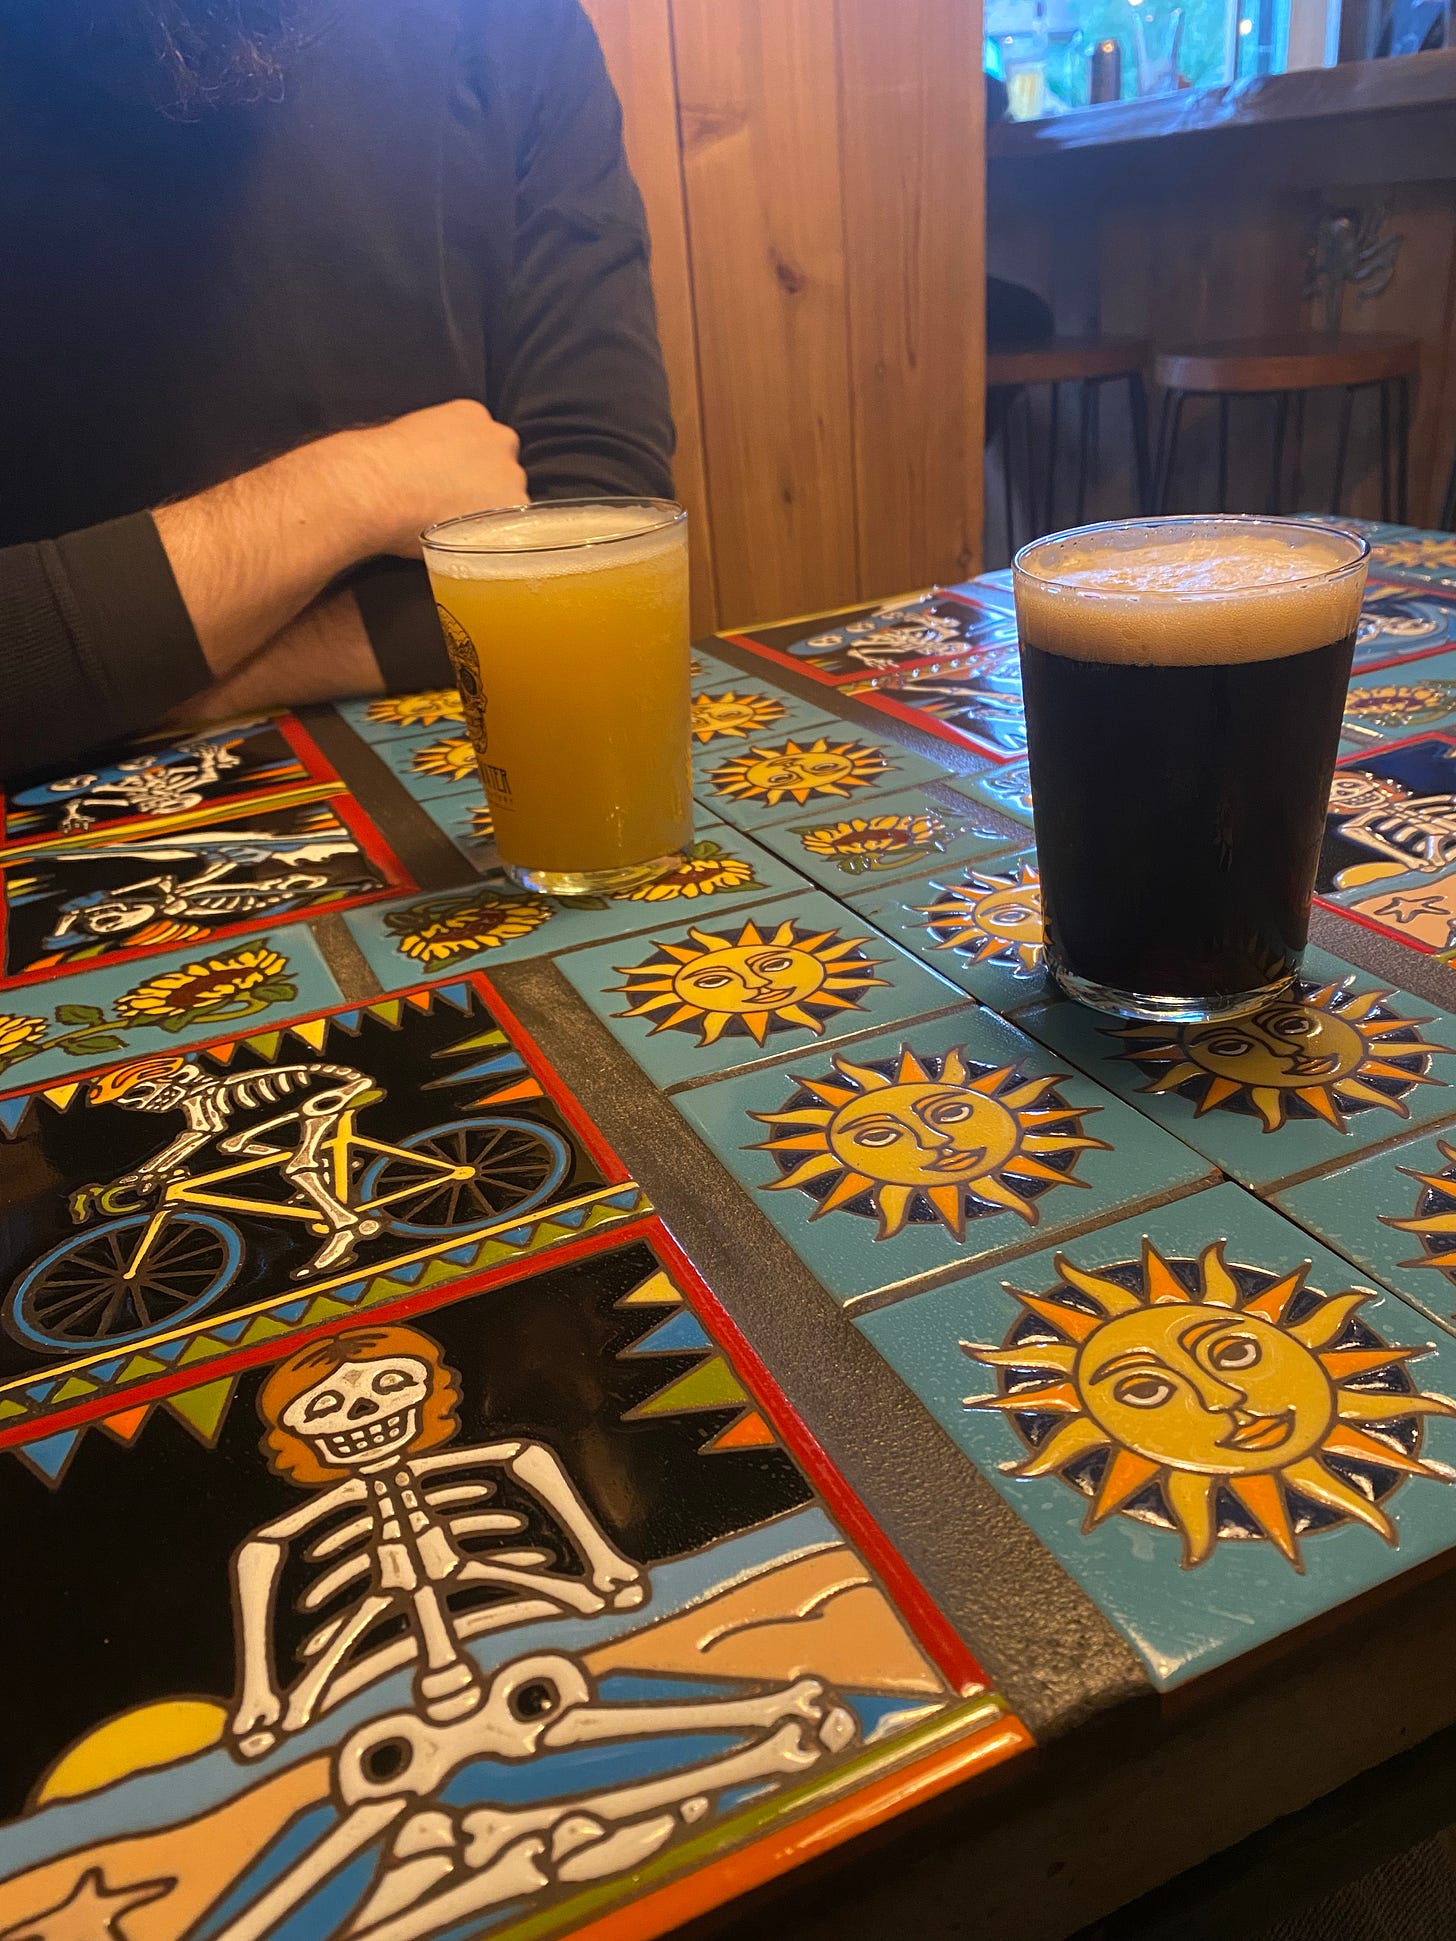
[350,559,453,691]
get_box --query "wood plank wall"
[583,0,987,634]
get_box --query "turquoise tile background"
[1274,1127,1456,1340]
[690,687,839,765]
[334,693,466,746]
[1018,947,1456,1191]
[0,924,342,1104]
[557,889,961,1092]
[857,1182,1456,1688]
[750,785,1021,896]
[695,731,950,832]
[859,849,1053,1016]
[963,759,1034,828]
[672,1005,1215,1307]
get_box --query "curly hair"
[257,1325,462,1487]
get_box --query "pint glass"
[423,500,693,896]
[1013,516,1368,1022]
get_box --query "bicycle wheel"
[359,1117,572,1236]
[7,1212,243,1350]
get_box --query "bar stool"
[987,338,1153,551]
[1153,334,1420,519]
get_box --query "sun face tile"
[413,794,498,873]
[859,850,1052,1016]
[342,819,807,987]
[963,758,1034,828]
[694,732,950,832]
[1017,948,1456,1192]
[689,686,839,760]
[1273,1127,1456,1340]
[856,1182,1456,1687]
[557,891,961,1091]
[335,689,467,746]
[748,785,1021,894]
[672,1007,1215,1307]
[384,733,486,806]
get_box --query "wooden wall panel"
[670,0,860,627]
[581,0,718,635]
[838,0,986,598]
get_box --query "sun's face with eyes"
[709,738,890,806]
[1114,982,1446,1132]
[691,690,788,745]
[968,1240,1456,1568]
[612,918,886,1046]
[751,1045,1107,1238]
[918,862,1044,974]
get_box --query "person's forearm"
[151,431,391,681]
[161,588,384,729]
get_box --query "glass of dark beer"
[1013,516,1368,1022]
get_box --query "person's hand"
[340,399,528,558]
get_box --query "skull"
[282,1356,432,1469]
[1330,772,1408,813]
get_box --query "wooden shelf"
[988,46,1456,159]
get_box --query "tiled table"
[4,526,1456,1941]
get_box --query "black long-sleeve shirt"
[0,0,674,778]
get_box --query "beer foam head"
[422,500,684,580]
[1013,518,1368,665]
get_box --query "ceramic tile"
[694,730,950,832]
[415,792,499,873]
[0,1219,1023,1938]
[378,730,487,806]
[1018,947,1456,1191]
[963,758,1035,827]
[0,717,338,852]
[690,644,761,692]
[859,849,1053,1016]
[950,568,1017,607]
[849,646,1026,760]
[0,974,638,1411]
[1338,875,1456,956]
[1353,579,1456,671]
[0,796,410,989]
[689,684,840,763]
[343,819,808,987]
[672,1006,1216,1307]
[1362,528,1456,593]
[0,925,342,1097]
[334,688,467,746]
[726,592,1020,690]
[857,1181,1456,1687]
[1343,647,1456,746]
[748,784,1022,894]
[1317,735,1456,905]
[556,890,961,1091]
[1273,1126,1456,1339]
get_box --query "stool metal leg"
[1379,380,1393,523]
[1075,380,1094,525]
[1155,391,1186,513]
[1269,390,1290,515]
[1331,385,1355,514]
[1397,376,1412,525]
[1217,395,1231,512]
[1128,372,1153,515]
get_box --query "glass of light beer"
[422,499,692,895]
[1013,515,1368,1022]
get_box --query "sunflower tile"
[556,890,962,1091]
[671,1006,1215,1307]
[856,1181,1456,1687]
[748,784,1022,894]
[857,848,1052,1016]
[693,729,950,832]
[0,927,342,1097]
[1343,647,1456,746]
[1271,1126,1456,1340]
[341,818,808,988]
[1018,947,1456,1192]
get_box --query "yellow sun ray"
[965,1238,1456,1571]
[1113,982,1451,1133]
[917,861,1044,974]
[709,736,890,806]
